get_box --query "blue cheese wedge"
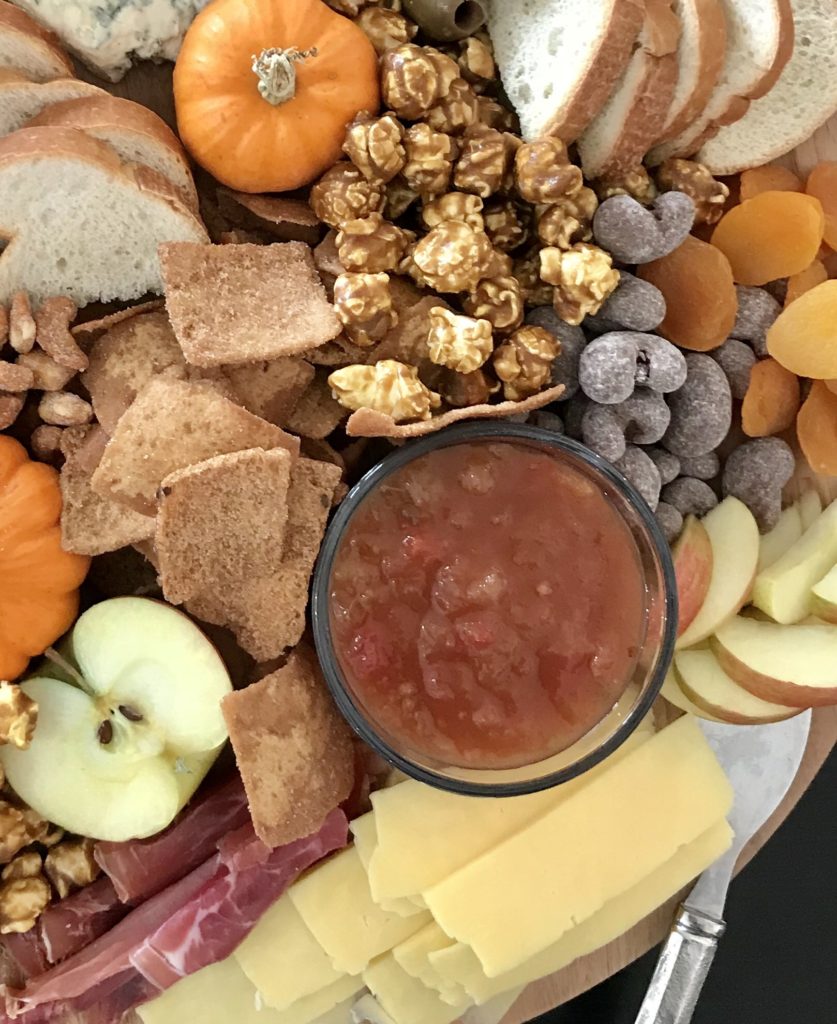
[12,0,211,81]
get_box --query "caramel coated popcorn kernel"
[425,79,480,135]
[515,139,583,204]
[343,112,406,184]
[540,243,619,326]
[411,220,495,292]
[0,876,50,934]
[402,123,457,197]
[310,162,385,229]
[336,214,414,273]
[333,272,397,347]
[593,166,658,206]
[655,159,730,226]
[537,187,599,249]
[463,275,524,333]
[329,359,442,421]
[355,7,417,55]
[44,838,101,899]
[380,43,459,121]
[421,192,484,232]
[0,682,37,749]
[493,325,560,400]
[454,124,518,198]
[483,197,530,252]
[427,306,493,373]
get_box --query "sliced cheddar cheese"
[272,975,365,1024]
[391,922,464,1007]
[363,954,468,1024]
[351,812,422,918]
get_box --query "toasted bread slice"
[0,0,73,82]
[0,73,103,135]
[697,0,837,173]
[487,0,646,142]
[579,0,682,177]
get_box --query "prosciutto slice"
[39,879,128,966]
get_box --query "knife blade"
[635,709,812,1024]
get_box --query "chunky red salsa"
[328,441,646,769]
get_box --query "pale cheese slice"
[391,922,464,1007]
[423,716,733,977]
[363,954,469,1024]
[351,813,422,918]
[272,975,365,1024]
[234,894,343,1011]
[288,846,430,975]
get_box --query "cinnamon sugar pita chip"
[71,300,165,341]
[217,189,322,246]
[214,359,315,426]
[313,230,343,281]
[286,371,348,439]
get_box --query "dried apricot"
[805,162,837,250]
[741,358,800,436]
[710,191,825,285]
[785,259,828,305]
[767,279,837,378]
[827,379,837,395]
[740,165,802,201]
[797,380,837,476]
[637,235,736,351]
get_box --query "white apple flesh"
[810,564,837,625]
[674,649,799,725]
[660,669,724,723]
[1,598,232,841]
[757,504,802,573]
[798,490,822,531]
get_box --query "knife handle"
[634,905,726,1024]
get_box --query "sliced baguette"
[697,0,837,173]
[647,0,794,163]
[578,0,681,177]
[26,94,199,212]
[0,73,103,136]
[0,0,73,82]
[0,126,208,305]
[487,0,645,142]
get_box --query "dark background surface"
[531,749,836,1024]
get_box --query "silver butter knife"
[635,709,812,1024]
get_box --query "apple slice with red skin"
[660,668,724,723]
[673,516,713,637]
[810,564,837,624]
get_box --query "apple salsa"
[328,440,647,769]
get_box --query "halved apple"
[674,649,799,725]
[752,499,837,623]
[660,668,724,722]
[757,504,802,573]
[712,615,837,707]
[675,498,760,649]
[811,564,837,625]
[673,517,713,637]
[1,598,232,841]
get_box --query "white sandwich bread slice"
[697,0,837,173]
[25,94,199,212]
[0,72,102,136]
[486,0,646,142]
[0,126,208,305]
[0,0,73,82]
[578,0,682,178]
[646,0,794,163]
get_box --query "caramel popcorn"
[427,306,493,373]
[2,852,42,882]
[515,139,583,204]
[411,220,495,292]
[454,125,518,198]
[475,96,517,132]
[329,359,442,421]
[0,682,37,750]
[425,79,480,135]
[380,43,459,121]
[455,37,495,90]
[0,801,43,864]
[0,876,50,934]
[437,366,496,407]
[336,214,414,273]
[593,166,658,205]
[45,838,100,899]
[463,275,524,334]
[343,112,406,184]
[493,325,560,400]
[540,243,619,326]
[537,187,599,248]
[483,198,530,252]
[333,272,397,347]
[355,6,417,55]
[385,177,420,220]
[310,162,385,229]
[655,158,730,225]
[421,192,484,232]
[484,248,513,279]
[402,123,457,197]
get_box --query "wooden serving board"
[99,63,837,1021]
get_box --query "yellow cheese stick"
[234,895,343,1011]
[423,716,733,977]
[430,818,733,1004]
[288,846,430,974]
[351,813,423,918]
[391,922,464,1007]
[363,954,469,1024]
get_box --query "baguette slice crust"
[487,0,645,142]
[0,74,103,136]
[0,126,208,305]
[698,0,837,173]
[647,0,794,163]
[0,0,73,82]
[579,0,681,176]
[26,94,199,212]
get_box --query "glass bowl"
[311,421,677,796]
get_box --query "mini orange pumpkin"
[173,0,380,193]
[0,437,89,680]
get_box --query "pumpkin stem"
[251,47,318,106]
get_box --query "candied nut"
[425,78,480,135]
[356,7,417,54]
[593,192,695,265]
[0,394,24,430]
[586,272,667,334]
[427,306,493,373]
[540,243,619,326]
[493,324,559,400]
[710,339,756,400]
[582,390,671,463]
[401,123,456,197]
[615,446,662,511]
[730,286,781,358]
[385,177,420,220]
[343,112,406,184]
[380,43,459,120]
[411,220,495,292]
[655,501,683,543]
[38,391,93,427]
[456,36,495,89]
[29,424,64,465]
[9,292,35,355]
[329,359,441,421]
[310,162,385,229]
[537,187,598,249]
[661,477,719,518]
[2,852,42,882]
[529,410,564,433]
[437,366,496,407]
[16,351,76,392]
[333,272,397,347]
[647,447,681,486]
[526,306,587,399]
[515,139,583,204]
[44,838,100,899]
[463,275,523,333]
[513,248,553,308]
[483,198,530,252]
[475,95,517,132]
[677,452,719,481]
[0,876,50,934]
[336,214,414,273]
[422,192,484,232]
[0,682,37,750]
[578,331,686,404]
[656,159,730,226]
[722,438,795,533]
[35,297,86,372]
[0,361,34,392]
[593,166,658,205]
[454,124,518,199]
[662,353,732,458]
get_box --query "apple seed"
[118,705,143,722]
[97,720,113,745]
